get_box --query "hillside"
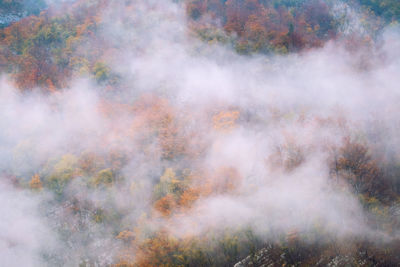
[0,1,400,266]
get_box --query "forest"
[1,0,400,266]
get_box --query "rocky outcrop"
[0,12,23,28]
[0,1,47,28]
[234,245,287,267]
[234,243,400,267]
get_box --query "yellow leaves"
[136,231,181,267]
[93,211,104,223]
[29,174,43,190]
[154,167,203,212]
[47,154,80,195]
[93,61,110,83]
[53,154,78,175]
[212,110,240,131]
[71,56,90,74]
[161,168,176,183]
[92,168,114,187]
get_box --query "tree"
[92,168,114,187]
[334,139,390,199]
[46,154,79,196]
[29,174,42,190]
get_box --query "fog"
[1,0,400,265]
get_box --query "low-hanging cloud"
[1,0,400,265]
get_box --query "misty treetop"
[1,0,399,91]
[1,0,400,266]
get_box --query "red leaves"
[191,0,338,53]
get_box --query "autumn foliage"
[1,0,400,266]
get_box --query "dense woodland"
[1,0,400,91]
[1,0,400,266]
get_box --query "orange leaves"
[152,165,242,219]
[154,194,177,217]
[132,95,187,160]
[0,0,104,91]
[136,231,181,267]
[244,14,267,40]
[212,110,240,131]
[158,114,184,160]
[29,174,43,190]
[116,230,135,242]
[132,95,174,132]
[189,0,338,54]
[179,188,200,208]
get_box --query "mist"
[1,0,400,265]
